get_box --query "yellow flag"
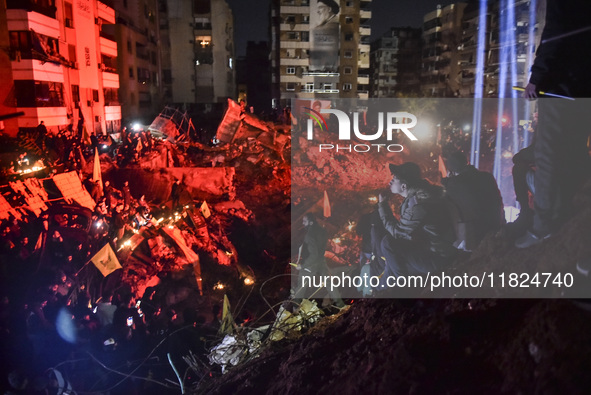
[90,243,122,277]
[323,190,331,218]
[218,294,235,335]
[200,201,211,219]
[92,148,103,196]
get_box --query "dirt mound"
[198,181,591,394]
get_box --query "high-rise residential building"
[159,0,235,106]
[109,0,162,124]
[370,27,422,98]
[1,0,121,137]
[445,0,540,98]
[271,0,372,107]
[420,3,466,97]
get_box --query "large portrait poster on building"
[310,0,340,72]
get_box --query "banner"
[90,243,122,277]
[310,0,340,72]
[323,190,331,218]
[53,171,96,210]
[218,294,235,335]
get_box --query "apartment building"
[1,0,121,137]
[421,3,467,97]
[109,0,162,124]
[159,0,235,105]
[370,27,421,98]
[271,0,372,107]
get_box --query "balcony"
[359,25,371,36]
[7,0,56,19]
[357,74,370,84]
[360,10,371,20]
[356,90,369,99]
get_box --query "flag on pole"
[218,294,235,335]
[439,155,447,178]
[136,138,143,153]
[90,243,122,277]
[323,190,331,218]
[92,147,103,196]
[200,201,211,219]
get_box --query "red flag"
[438,155,447,178]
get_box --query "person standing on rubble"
[516,0,591,247]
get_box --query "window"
[103,88,119,105]
[304,83,314,92]
[302,15,309,24]
[196,35,211,48]
[301,31,309,42]
[286,67,296,74]
[138,68,151,83]
[92,89,99,102]
[344,51,353,58]
[14,81,65,107]
[163,69,172,84]
[286,83,296,91]
[345,16,353,24]
[129,67,134,79]
[127,40,132,53]
[323,83,333,90]
[9,31,59,61]
[68,44,76,63]
[285,15,295,23]
[288,32,299,40]
[346,1,354,6]
[65,2,74,28]
[345,34,354,41]
[344,67,352,74]
[343,83,352,91]
[72,85,80,106]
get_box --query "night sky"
[227,0,458,56]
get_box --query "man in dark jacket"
[517,0,591,247]
[442,150,505,251]
[377,162,457,286]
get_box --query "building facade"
[1,0,121,137]
[271,0,372,107]
[109,0,163,125]
[370,27,421,98]
[159,0,235,106]
[421,3,467,97]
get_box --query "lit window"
[196,35,211,48]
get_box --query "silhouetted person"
[517,0,591,247]
[442,150,505,251]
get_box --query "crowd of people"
[0,172,225,392]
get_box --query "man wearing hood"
[377,162,457,286]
